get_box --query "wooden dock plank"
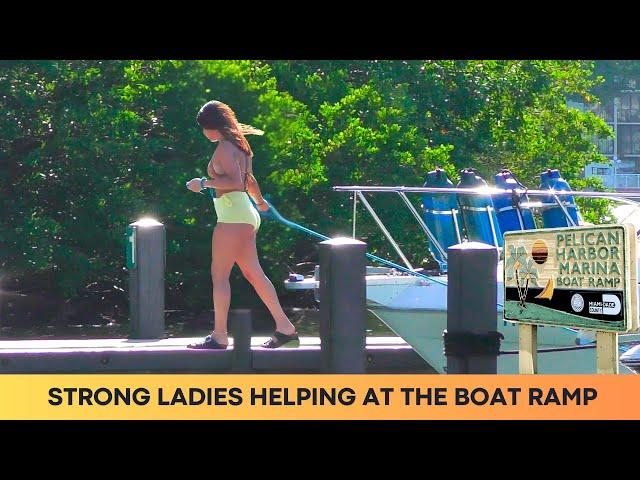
[0,336,408,352]
[0,336,432,373]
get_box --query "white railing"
[584,164,640,190]
[615,174,640,189]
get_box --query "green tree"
[0,60,618,325]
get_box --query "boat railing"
[334,185,640,198]
[334,185,640,273]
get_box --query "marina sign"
[503,224,638,333]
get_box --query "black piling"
[319,238,367,373]
[444,241,502,374]
[230,309,252,373]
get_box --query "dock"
[0,336,435,373]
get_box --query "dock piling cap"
[320,237,366,246]
[448,241,497,252]
[131,217,163,228]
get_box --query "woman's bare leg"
[235,230,296,335]
[211,223,254,345]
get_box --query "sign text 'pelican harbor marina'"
[556,230,623,288]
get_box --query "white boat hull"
[285,265,640,374]
[368,306,640,374]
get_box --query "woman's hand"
[255,200,270,212]
[186,178,203,193]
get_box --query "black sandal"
[261,331,300,349]
[187,335,228,350]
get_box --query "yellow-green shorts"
[214,191,261,232]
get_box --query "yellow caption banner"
[0,374,638,420]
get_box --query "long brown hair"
[196,100,263,157]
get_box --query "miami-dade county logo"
[571,293,584,313]
[587,294,621,315]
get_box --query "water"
[0,308,394,340]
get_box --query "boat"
[282,168,640,374]
[620,344,640,373]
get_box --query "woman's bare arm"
[207,156,216,178]
[244,156,268,210]
[246,173,269,211]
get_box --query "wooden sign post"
[519,324,538,374]
[503,224,637,374]
[596,331,619,374]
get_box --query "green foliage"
[593,61,640,100]
[0,60,620,312]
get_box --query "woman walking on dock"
[185,100,298,350]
